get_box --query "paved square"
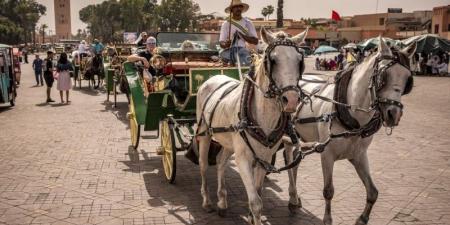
[0,58,449,225]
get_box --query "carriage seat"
[169,61,223,71]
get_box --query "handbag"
[53,70,59,80]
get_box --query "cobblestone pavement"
[0,57,449,225]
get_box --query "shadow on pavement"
[120,147,323,225]
[72,85,105,96]
[100,100,129,127]
[0,105,14,112]
[35,102,50,107]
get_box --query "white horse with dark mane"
[195,28,308,225]
[284,37,417,225]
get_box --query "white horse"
[195,28,308,225]
[284,37,417,225]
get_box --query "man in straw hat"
[219,0,258,66]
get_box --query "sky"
[36,0,450,34]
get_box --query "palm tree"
[276,0,283,28]
[261,7,269,20]
[266,5,274,20]
[40,24,48,44]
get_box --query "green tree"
[79,0,158,42]
[266,5,274,20]
[155,0,200,31]
[40,24,48,44]
[261,7,269,20]
[0,0,46,45]
[276,0,283,28]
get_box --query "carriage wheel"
[161,119,177,183]
[128,97,140,149]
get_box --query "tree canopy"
[79,0,200,43]
[0,0,46,45]
[261,5,274,20]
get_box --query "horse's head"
[260,27,308,113]
[374,37,416,127]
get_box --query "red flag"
[332,10,341,21]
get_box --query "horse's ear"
[260,27,275,45]
[292,27,309,45]
[377,36,392,56]
[401,42,417,59]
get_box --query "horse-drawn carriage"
[0,44,17,106]
[104,43,136,106]
[123,28,417,225]
[125,32,249,183]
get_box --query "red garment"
[332,10,341,21]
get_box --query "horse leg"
[349,152,378,225]
[322,154,335,225]
[235,151,262,225]
[217,149,232,217]
[198,136,213,212]
[284,142,302,214]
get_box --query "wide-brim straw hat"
[225,0,249,13]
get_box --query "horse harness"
[197,37,307,173]
[297,52,413,140]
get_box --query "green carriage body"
[124,61,248,131]
[124,32,250,183]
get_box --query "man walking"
[219,0,258,65]
[43,51,55,103]
[32,54,43,86]
[23,47,29,64]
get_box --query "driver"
[219,0,258,65]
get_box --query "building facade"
[338,9,432,41]
[54,0,71,40]
[432,5,450,39]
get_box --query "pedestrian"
[32,54,43,86]
[56,52,72,104]
[43,51,55,103]
[23,47,28,64]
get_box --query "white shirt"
[220,17,257,48]
[78,43,88,54]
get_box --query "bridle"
[262,37,305,99]
[369,52,413,112]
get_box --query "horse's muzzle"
[281,90,301,113]
[382,105,403,127]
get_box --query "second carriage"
[125,32,249,183]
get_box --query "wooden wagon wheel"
[128,96,140,149]
[161,119,177,183]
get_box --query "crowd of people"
[314,46,449,77]
[315,51,345,71]
[414,52,449,76]
[28,39,107,104]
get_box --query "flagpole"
[376,0,379,13]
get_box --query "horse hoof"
[246,213,254,225]
[354,217,368,225]
[323,217,332,225]
[217,208,227,217]
[202,204,215,213]
[288,203,301,215]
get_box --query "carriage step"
[141,135,159,139]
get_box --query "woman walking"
[56,53,73,104]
